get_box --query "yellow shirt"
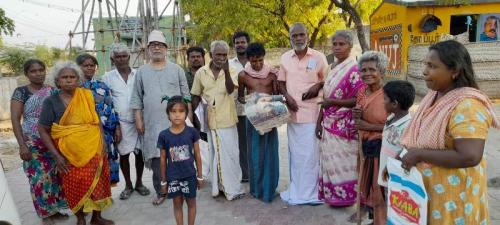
[191,64,239,129]
[422,98,492,225]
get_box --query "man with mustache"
[480,15,499,42]
[191,40,245,200]
[229,31,251,182]
[278,23,328,205]
[103,43,151,200]
[130,30,192,205]
[185,46,205,90]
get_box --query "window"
[450,14,478,42]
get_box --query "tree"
[332,0,369,52]
[0,47,33,75]
[34,45,53,67]
[0,8,15,36]
[183,0,378,49]
[183,0,347,48]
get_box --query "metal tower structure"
[66,0,187,71]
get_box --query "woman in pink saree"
[316,31,365,206]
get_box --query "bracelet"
[196,177,204,181]
[160,181,168,186]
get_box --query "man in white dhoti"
[103,43,151,200]
[191,40,244,200]
[130,30,191,205]
[229,31,250,182]
[278,23,328,205]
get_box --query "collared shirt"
[378,113,412,187]
[229,57,247,116]
[191,64,239,129]
[278,48,328,123]
[229,57,246,74]
[102,68,136,122]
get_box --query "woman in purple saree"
[316,31,365,207]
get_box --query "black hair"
[23,59,46,75]
[75,53,99,66]
[246,42,266,58]
[166,95,189,118]
[383,80,416,111]
[232,31,250,44]
[428,40,478,89]
[186,46,205,58]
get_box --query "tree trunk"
[332,0,369,52]
[309,0,335,48]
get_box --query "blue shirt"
[157,126,200,181]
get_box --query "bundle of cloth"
[244,92,290,135]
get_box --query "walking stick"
[356,133,364,225]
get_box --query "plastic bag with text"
[387,157,428,225]
[244,92,290,135]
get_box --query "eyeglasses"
[149,42,166,49]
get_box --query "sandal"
[119,188,134,200]
[152,195,166,206]
[135,185,151,196]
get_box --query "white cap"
[147,30,167,46]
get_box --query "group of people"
[10,21,499,225]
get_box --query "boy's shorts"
[167,176,197,199]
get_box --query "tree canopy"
[183,0,381,49]
[0,8,15,36]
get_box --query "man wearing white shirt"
[229,31,250,182]
[103,43,150,200]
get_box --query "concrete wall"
[0,77,18,120]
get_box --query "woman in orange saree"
[349,51,389,225]
[38,61,114,225]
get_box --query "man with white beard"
[278,23,328,205]
[130,30,191,205]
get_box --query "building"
[370,0,500,97]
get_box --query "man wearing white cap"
[130,30,191,205]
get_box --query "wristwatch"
[160,181,168,186]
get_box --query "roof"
[384,0,500,7]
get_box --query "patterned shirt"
[378,113,411,187]
[82,79,120,148]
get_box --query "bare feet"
[49,212,69,220]
[76,218,86,225]
[42,218,55,225]
[152,195,166,206]
[90,217,114,225]
[347,208,368,223]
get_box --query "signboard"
[371,24,403,78]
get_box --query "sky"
[0,0,174,48]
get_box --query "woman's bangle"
[160,181,168,186]
[196,177,204,181]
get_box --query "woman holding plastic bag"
[400,40,499,225]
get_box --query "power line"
[17,0,93,14]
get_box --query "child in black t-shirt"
[157,96,203,225]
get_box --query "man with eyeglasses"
[130,30,192,205]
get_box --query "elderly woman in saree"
[76,53,121,186]
[11,59,68,225]
[400,40,499,225]
[38,61,114,225]
[350,51,389,225]
[316,30,365,207]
